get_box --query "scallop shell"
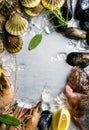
[0,39,4,53]
[0,0,5,9]
[20,0,41,8]
[24,3,44,16]
[6,35,23,53]
[42,0,65,10]
[0,14,6,33]
[5,13,28,36]
[1,0,18,17]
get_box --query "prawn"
[0,67,14,109]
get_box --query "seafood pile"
[50,0,89,46]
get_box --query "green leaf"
[0,114,21,126]
[28,34,42,50]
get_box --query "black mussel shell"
[50,14,67,32]
[64,27,86,40]
[86,31,89,45]
[74,0,89,20]
[66,52,89,68]
[83,9,89,21]
[38,110,52,130]
[79,20,89,31]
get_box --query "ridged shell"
[6,35,23,53]
[42,0,65,10]
[0,14,6,33]
[20,0,40,8]
[0,0,5,9]
[0,0,18,17]
[5,13,28,36]
[24,3,44,16]
[0,39,4,53]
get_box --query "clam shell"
[24,3,44,16]
[20,0,41,8]
[6,35,23,53]
[5,13,28,36]
[0,39,4,53]
[42,0,65,10]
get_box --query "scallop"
[0,39,4,53]
[24,3,44,17]
[0,14,6,33]
[5,13,28,36]
[42,0,65,11]
[20,0,41,8]
[6,34,23,53]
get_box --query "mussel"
[64,27,87,39]
[66,52,89,68]
[86,31,89,45]
[49,0,72,32]
[74,0,89,20]
[38,110,52,130]
[79,20,89,31]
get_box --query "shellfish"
[42,0,65,11]
[0,67,14,109]
[0,14,6,33]
[5,34,23,53]
[24,3,44,17]
[5,12,28,36]
[38,110,52,130]
[0,39,4,53]
[66,52,89,68]
[20,0,41,8]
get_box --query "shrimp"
[0,67,14,109]
[25,102,41,130]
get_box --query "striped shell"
[24,3,44,17]
[0,0,18,17]
[20,0,40,8]
[5,13,28,36]
[0,14,6,33]
[42,0,65,10]
[0,39,4,53]
[6,35,23,53]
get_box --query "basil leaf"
[0,114,21,126]
[28,34,42,50]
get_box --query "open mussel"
[38,110,52,130]
[66,52,89,68]
[64,27,87,39]
[42,0,65,11]
[5,12,28,36]
[74,0,89,20]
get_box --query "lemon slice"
[52,107,71,130]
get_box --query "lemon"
[52,107,71,130]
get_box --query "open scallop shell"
[24,3,44,16]
[5,13,28,36]
[6,34,23,53]
[20,0,41,8]
[42,0,65,10]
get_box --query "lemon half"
[52,107,71,130]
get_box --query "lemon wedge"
[52,107,71,130]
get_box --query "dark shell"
[64,27,86,40]
[38,110,52,130]
[86,31,89,45]
[74,0,89,20]
[83,9,89,21]
[50,14,67,32]
[79,20,89,31]
[66,52,89,68]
